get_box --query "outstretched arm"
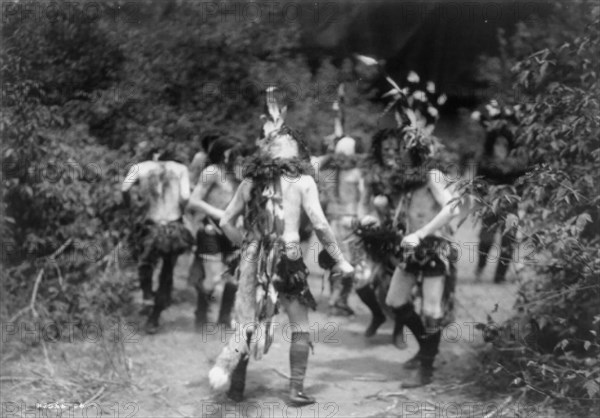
[356,177,369,218]
[357,176,381,225]
[179,166,191,210]
[189,151,209,185]
[187,166,225,220]
[403,170,468,245]
[300,177,352,275]
[310,154,333,178]
[219,179,249,246]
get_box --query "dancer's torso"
[327,167,361,218]
[245,175,308,259]
[203,165,239,212]
[404,184,442,234]
[137,161,187,223]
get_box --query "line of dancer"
[206,66,470,404]
[121,60,522,405]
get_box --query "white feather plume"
[354,54,379,66]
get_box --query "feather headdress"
[354,55,444,162]
[260,87,287,139]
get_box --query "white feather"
[382,88,401,98]
[412,90,427,102]
[209,366,231,392]
[427,106,439,119]
[407,71,420,83]
[486,104,501,118]
[263,88,286,138]
[355,54,379,66]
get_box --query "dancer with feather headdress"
[471,100,528,283]
[208,88,354,406]
[355,57,468,386]
[316,83,366,317]
[121,146,194,334]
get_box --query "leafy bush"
[1,1,381,329]
[458,0,600,410]
[1,8,131,323]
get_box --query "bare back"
[279,176,304,247]
[329,167,361,217]
[123,161,190,223]
[234,174,330,260]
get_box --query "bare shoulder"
[199,164,221,181]
[426,169,448,187]
[299,174,317,185]
[137,160,159,170]
[165,161,188,175]
[238,178,253,200]
[295,174,318,193]
[427,169,456,200]
[191,151,208,166]
[134,160,160,177]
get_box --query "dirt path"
[1,217,526,417]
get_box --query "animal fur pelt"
[354,222,403,263]
[210,155,307,392]
[208,257,262,391]
[209,247,281,391]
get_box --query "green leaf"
[583,380,599,398]
[555,339,569,351]
[575,213,592,229]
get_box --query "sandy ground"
[1,215,532,418]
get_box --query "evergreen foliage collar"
[322,153,364,171]
[362,158,429,197]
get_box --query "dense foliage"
[2,1,598,411]
[0,1,380,328]
[459,0,600,409]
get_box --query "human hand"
[360,215,380,228]
[401,232,423,249]
[332,259,354,278]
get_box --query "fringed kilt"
[273,253,317,311]
[138,219,194,259]
[404,236,457,327]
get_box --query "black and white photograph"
[1,0,599,416]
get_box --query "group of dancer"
[121,69,525,406]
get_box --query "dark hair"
[354,136,365,154]
[371,128,430,167]
[277,125,311,161]
[208,137,239,166]
[371,128,404,165]
[201,130,224,153]
[144,146,181,163]
[144,146,161,161]
[158,149,177,162]
[238,142,259,158]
